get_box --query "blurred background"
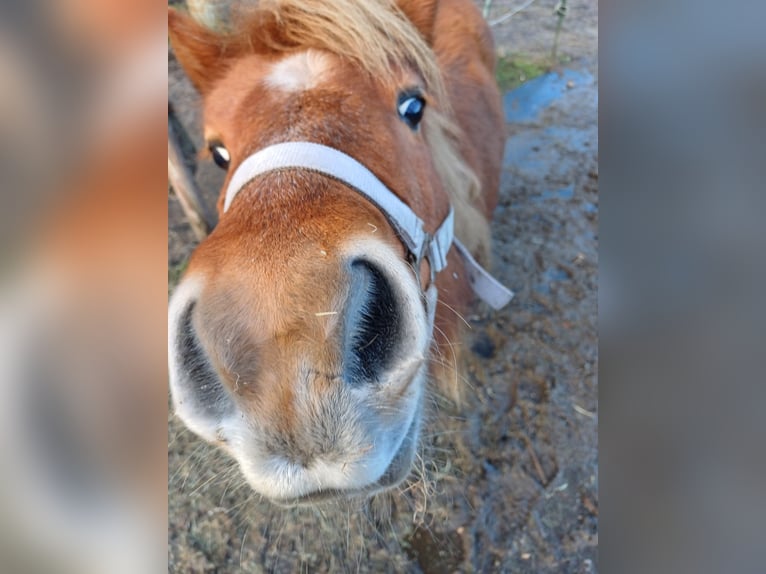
[0,1,166,572]
[600,1,766,572]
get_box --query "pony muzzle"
[167,240,435,501]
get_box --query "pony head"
[168,0,495,504]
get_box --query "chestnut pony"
[168,0,507,505]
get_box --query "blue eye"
[397,94,426,130]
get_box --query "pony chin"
[231,377,425,506]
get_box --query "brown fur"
[168,0,505,489]
[170,0,496,262]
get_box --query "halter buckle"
[410,232,436,286]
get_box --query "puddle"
[535,267,571,295]
[503,69,595,123]
[583,202,598,213]
[529,185,575,203]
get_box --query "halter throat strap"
[223,141,513,309]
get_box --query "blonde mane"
[424,109,491,263]
[210,0,491,260]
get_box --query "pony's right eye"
[208,142,230,170]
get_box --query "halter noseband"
[222,141,513,309]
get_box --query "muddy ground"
[168,1,598,572]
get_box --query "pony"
[168,0,508,505]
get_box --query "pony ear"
[397,0,439,44]
[168,7,229,95]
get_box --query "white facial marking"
[265,50,330,93]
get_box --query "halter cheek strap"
[223,141,513,309]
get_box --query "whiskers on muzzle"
[167,240,437,502]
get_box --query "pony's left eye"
[397,94,426,130]
[208,142,230,170]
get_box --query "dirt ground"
[168,1,598,572]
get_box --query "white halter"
[223,141,513,309]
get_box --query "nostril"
[344,260,402,382]
[170,299,235,438]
